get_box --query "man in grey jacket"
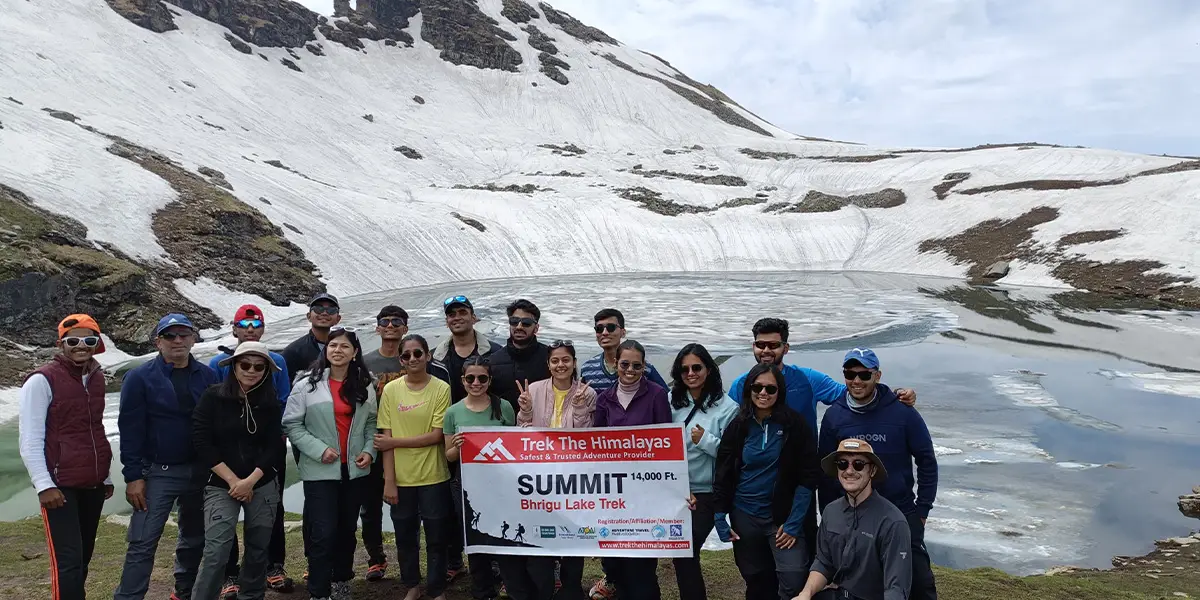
[793,439,911,600]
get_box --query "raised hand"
[570,383,592,407]
[517,379,533,412]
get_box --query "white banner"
[459,424,693,558]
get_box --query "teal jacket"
[671,392,740,493]
[282,371,378,481]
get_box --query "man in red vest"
[19,314,114,600]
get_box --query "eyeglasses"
[159,331,192,341]
[594,323,619,334]
[618,361,644,372]
[509,317,538,328]
[400,349,426,361]
[843,370,875,381]
[62,336,100,348]
[682,364,705,374]
[750,383,778,395]
[463,374,490,384]
[753,341,783,350]
[236,361,267,373]
[377,317,407,328]
[835,459,870,472]
[550,339,574,348]
[311,306,340,316]
[443,295,469,306]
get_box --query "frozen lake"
[2,271,1198,575]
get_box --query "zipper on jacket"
[85,366,101,481]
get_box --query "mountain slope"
[1,0,1198,359]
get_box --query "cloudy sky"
[298,0,1200,155]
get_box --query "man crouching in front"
[793,439,911,600]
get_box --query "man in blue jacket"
[207,304,291,598]
[817,348,939,600]
[115,314,220,600]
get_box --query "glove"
[714,512,733,542]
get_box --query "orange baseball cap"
[57,314,106,354]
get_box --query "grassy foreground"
[0,513,1196,600]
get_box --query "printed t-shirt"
[378,376,451,487]
[443,399,516,434]
[552,386,569,428]
[330,379,351,463]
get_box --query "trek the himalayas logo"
[474,437,517,461]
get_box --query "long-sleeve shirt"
[581,353,669,393]
[729,363,845,435]
[670,393,739,493]
[813,492,912,600]
[19,374,112,493]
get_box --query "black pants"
[907,514,938,600]
[41,486,106,600]
[359,459,388,566]
[447,463,465,570]
[605,557,659,600]
[673,492,714,600]
[391,480,451,597]
[225,450,289,576]
[303,466,365,598]
[462,552,499,599]
[495,555,557,600]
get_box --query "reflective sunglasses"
[311,305,340,316]
[753,340,783,350]
[550,339,574,348]
[463,374,490,384]
[377,317,407,328]
[617,361,644,372]
[682,364,705,374]
[509,317,538,328]
[62,336,100,348]
[594,323,620,334]
[843,370,875,381]
[750,383,778,395]
[443,295,469,306]
[235,319,263,329]
[835,459,870,472]
[159,331,193,341]
[236,361,268,373]
[400,349,426,361]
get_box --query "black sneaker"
[266,564,295,593]
[220,576,239,600]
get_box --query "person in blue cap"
[115,314,220,600]
[817,347,939,600]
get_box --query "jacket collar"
[152,353,200,374]
[434,329,491,361]
[505,338,544,359]
[838,383,896,413]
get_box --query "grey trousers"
[731,510,810,600]
[191,484,280,600]
[114,464,205,600]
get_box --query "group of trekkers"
[19,293,940,600]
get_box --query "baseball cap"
[57,314,106,354]
[842,348,880,370]
[155,313,197,336]
[308,292,339,307]
[217,341,281,371]
[443,295,473,314]
[376,305,409,320]
[233,304,264,323]
[821,438,888,481]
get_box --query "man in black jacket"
[281,292,341,381]
[488,299,551,413]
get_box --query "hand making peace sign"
[516,379,532,412]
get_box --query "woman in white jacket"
[668,343,739,600]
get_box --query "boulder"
[1180,486,1200,519]
[983,261,1011,280]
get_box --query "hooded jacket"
[517,378,597,428]
[817,383,937,518]
[488,339,551,411]
[670,392,739,494]
[282,371,379,482]
[118,354,219,482]
[432,329,501,404]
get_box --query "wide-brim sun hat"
[821,438,888,482]
[217,341,280,372]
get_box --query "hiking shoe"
[498,583,509,598]
[589,577,617,600]
[331,581,351,600]
[446,567,463,583]
[220,576,239,599]
[366,561,388,581]
[169,594,188,600]
[266,564,295,593]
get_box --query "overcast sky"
[298,0,1200,155]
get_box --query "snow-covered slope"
[1,0,1198,309]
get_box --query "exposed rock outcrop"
[778,189,907,213]
[617,187,713,216]
[933,172,970,199]
[452,183,549,194]
[525,25,558,54]
[452,212,487,232]
[165,0,319,48]
[739,148,797,160]
[1181,486,1200,519]
[419,0,523,71]
[502,0,539,23]
[395,145,423,159]
[104,0,179,33]
[538,2,617,44]
[538,143,585,156]
[225,32,253,54]
[629,167,747,187]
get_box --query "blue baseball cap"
[155,313,197,336]
[842,348,880,369]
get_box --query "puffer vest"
[27,354,112,488]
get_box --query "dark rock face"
[780,189,907,213]
[395,145,423,159]
[539,2,617,44]
[629,167,747,187]
[739,148,797,160]
[166,0,320,48]
[617,187,713,216]
[502,0,538,23]
[104,0,179,33]
[452,212,487,232]
[538,143,585,156]
[453,183,548,194]
[42,109,80,123]
[413,95,426,104]
[419,0,523,71]
[306,42,324,55]
[333,0,351,17]
[525,25,558,54]
[538,52,570,84]
[225,32,253,54]
[281,58,303,71]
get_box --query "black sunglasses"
[835,459,870,472]
[618,361,644,372]
[750,383,778,395]
[236,361,267,373]
[682,364,705,374]
[594,323,620,334]
[463,374,490,384]
[843,370,875,381]
[62,336,100,348]
[754,340,783,350]
[509,317,538,328]
[400,349,425,361]
[377,317,407,328]
[550,339,574,348]
[311,305,340,315]
[159,331,193,341]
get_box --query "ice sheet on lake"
[1097,369,1200,399]
[991,370,1122,431]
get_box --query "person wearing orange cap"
[207,305,293,598]
[19,314,114,600]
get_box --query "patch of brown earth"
[933,172,970,199]
[780,189,906,213]
[629,167,746,187]
[897,142,1066,154]
[1057,229,1125,247]
[811,154,899,163]
[918,207,1061,279]
[739,148,798,160]
[617,187,713,216]
[104,0,178,32]
[539,2,617,44]
[957,159,1200,196]
[717,197,766,209]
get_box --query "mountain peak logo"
[474,438,516,461]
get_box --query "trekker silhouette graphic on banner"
[502,521,510,539]
[515,524,526,543]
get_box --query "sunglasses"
[594,323,620,334]
[331,325,358,333]
[682,364,705,374]
[509,317,538,328]
[311,306,340,315]
[550,339,574,348]
[754,341,783,350]
[236,361,267,373]
[159,331,193,341]
[62,336,100,348]
[835,459,870,472]
[235,319,263,329]
[443,295,469,306]
[463,374,490,384]
[377,317,407,328]
[618,361,644,372]
[843,370,875,381]
[750,383,778,395]
[400,349,426,361]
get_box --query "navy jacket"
[118,354,220,482]
[817,384,938,518]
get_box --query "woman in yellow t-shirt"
[374,334,452,600]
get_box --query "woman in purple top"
[592,340,671,600]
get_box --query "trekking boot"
[366,560,388,582]
[589,577,617,599]
[220,576,239,600]
[266,564,295,593]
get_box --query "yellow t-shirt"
[551,386,569,428]
[378,376,451,487]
